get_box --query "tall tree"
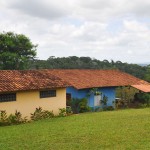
[0,32,37,70]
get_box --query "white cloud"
[0,0,150,63]
[6,0,72,20]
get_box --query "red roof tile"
[0,70,68,93]
[47,69,150,90]
[131,84,150,92]
[0,69,150,93]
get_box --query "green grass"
[0,108,150,150]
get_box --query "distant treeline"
[29,56,150,82]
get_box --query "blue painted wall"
[66,86,116,108]
[100,87,116,106]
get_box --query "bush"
[31,107,54,121]
[66,106,73,115]
[0,111,9,126]
[103,106,114,111]
[79,98,91,113]
[134,93,150,107]
[114,99,128,109]
[0,110,28,126]
[71,98,91,114]
[8,111,28,124]
[101,95,108,106]
[58,108,67,117]
[71,98,80,114]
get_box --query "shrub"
[58,107,73,117]
[58,108,67,117]
[94,107,103,112]
[114,99,128,109]
[0,111,9,126]
[71,98,91,114]
[71,98,80,114]
[66,106,73,115]
[101,95,108,106]
[0,110,28,126]
[41,110,54,119]
[31,107,54,121]
[79,98,91,113]
[8,111,28,124]
[103,106,114,111]
[134,93,150,107]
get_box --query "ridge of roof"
[45,69,150,90]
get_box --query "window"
[66,93,72,106]
[0,93,16,102]
[40,90,56,98]
[66,93,71,101]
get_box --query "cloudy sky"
[0,0,150,63]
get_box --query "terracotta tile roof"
[131,79,150,92]
[131,84,150,92]
[0,70,68,93]
[47,69,150,91]
[0,69,150,93]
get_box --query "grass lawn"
[0,108,150,150]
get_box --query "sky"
[0,0,150,63]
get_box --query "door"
[94,95,101,107]
[66,93,72,106]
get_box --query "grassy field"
[0,108,150,150]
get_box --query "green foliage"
[0,110,28,126]
[116,86,138,104]
[101,95,108,106]
[0,111,8,126]
[66,106,73,115]
[134,93,150,107]
[0,31,37,70]
[144,65,150,82]
[30,107,54,121]
[71,98,91,114]
[58,108,67,117]
[79,98,91,113]
[144,94,150,106]
[114,99,128,109]
[103,106,114,111]
[71,98,80,114]
[8,110,28,124]
[88,88,101,96]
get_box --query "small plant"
[0,110,28,126]
[79,98,91,113]
[70,98,91,114]
[94,107,103,112]
[103,106,114,111]
[71,98,80,114]
[58,108,67,117]
[66,106,73,115]
[31,107,43,121]
[0,111,8,122]
[101,95,108,106]
[31,107,54,121]
[143,94,150,107]
[0,111,9,126]
[8,110,28,124]
[42,110,54,119]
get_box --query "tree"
[0,32,37,70]
[144,65,150,82]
